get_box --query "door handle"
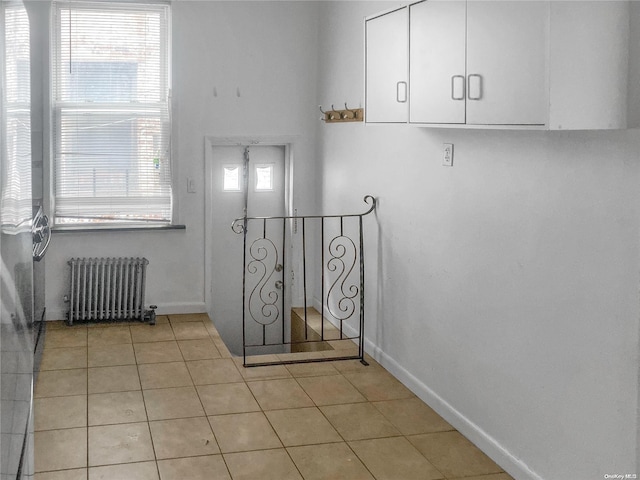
[275,280,283,290]
[451,75,465,100]
[396,81,407,103]
[32,209,51,262]
[467,74,482,100]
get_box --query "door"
[409,0,466,124]
[1,2,35,478]
[365,7,408,123]
[466,1,547,125]
[209,143,288,356]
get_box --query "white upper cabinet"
[548,1,630,130]
[409,1,466,124]
[465,1,547,126]
[367,0,632,130]
[410,0,546,126]
[365,6,409,124]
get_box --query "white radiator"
[67,257,149,324]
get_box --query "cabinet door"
[466,1,547,125]
[410,0,466,124]
[365,7,408,123]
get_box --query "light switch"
[443,143,453,167]
[187,177,196,193]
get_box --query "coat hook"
[345,102,358,119]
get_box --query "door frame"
[204,135,297,335]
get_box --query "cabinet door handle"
[451,75,465,100]
[396,81,408,103]
[467,74,482,100]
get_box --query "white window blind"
[1,3,32,231]
[51,1,172,226]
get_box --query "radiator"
[67,257,149,324]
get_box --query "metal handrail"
[231,194,377,367]
[231,195,376,233]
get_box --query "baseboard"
[45,302,207,321]
[335,317,543,480]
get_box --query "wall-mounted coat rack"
[319,103,364,123]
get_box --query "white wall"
[316,2,639,480]
[43,1,320,320]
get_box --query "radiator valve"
[144,305,157,326]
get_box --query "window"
[0,3,31,231]
[255,164,273,191]
[51,1,171,226]
[223,166,241,192]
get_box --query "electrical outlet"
[443,143,453,167]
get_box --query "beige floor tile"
[35,468,87,480]
[138,361,192,389]
[235,361,292,381]
[296,375,366,406]
[284,361,340,378]
[143,386,205,421]
[35,428,87,472]
[43,320,69,329]
[265,407,342,446]
[87,326,131,346]
[40,347,87,371]
[149,417,219,459]
[153,315,170,324]
[171,322,210,340]
[372,397,454,435]
[448,474,514,480]
[408,431,503,478]
[276,352,327,363]
[88,422,154,466]
[287,442,374,480]
[196,383,260,416]
[208,412,282,453]
[330,357,382,374]
[349,437,444,480]
[168,313,210,323]
[45,328,87,349]
[88,461,159,480]
[212,338,233,358]
[224,449,303,480]
[157,455,230,480]
[88,390,147,426]
[328,339,359,350]
[35,369,87,398]
[177,338,221,361]
[320,402,401,441]
[35,395,87,430]
[247,378,314,410]
[134,341,183,364]
[186,359,243,385]
[321,348,361,359]
[88,365,141,394]
[130,323,175,343]
[88,344,135,367]
[343,370,414,401]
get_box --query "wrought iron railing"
[232,195,376,367]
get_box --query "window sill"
[52,224,186,234]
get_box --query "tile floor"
[34,313,515,480]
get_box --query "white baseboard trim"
[155,302,207,316]
[334,317,542,480]
[370,342,543,480]
[45,302,207,322]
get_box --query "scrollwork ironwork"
[247,237,280,326]
[326,235,358,321]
